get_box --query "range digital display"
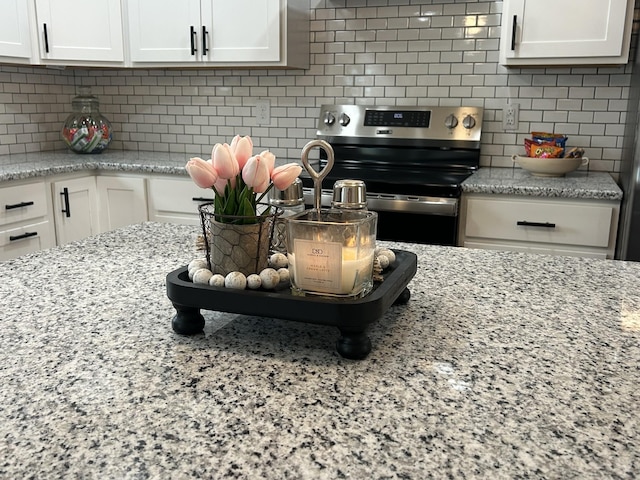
[364,110,431,128]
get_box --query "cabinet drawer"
[0,220,55,261]
[465,197,614,248]
[0,182,48,226]
[148,178,214,214]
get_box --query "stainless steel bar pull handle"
[10,231,37,242]
[43,23,49,53]
[517,220,556,228]
[202,26,208,55]
[5,201,34,210]
[511,15,517,50]
[190,26,197,55]
[192,196,212,202]
[61,187,70,218]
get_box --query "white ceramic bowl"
[512,155,589,177]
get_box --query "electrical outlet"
[503,103,519,130]
[256,99,271,125]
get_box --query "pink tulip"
[215,176,234,194]
[259,150,276,174]
[185,157,219,189]
[271,163,302,190]
[212,143,240,179]
[230,135,254,170]
[242,154,271,193]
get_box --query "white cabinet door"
[126,0,202,62]
[202,0,280,63]
[52,176,99,245]
[97,176,148,232]
[0,221,55,261]
[0,0,33,61]
[500,0,634,66]
[126,0,307,67]
[34,0,124,63]
[147,176,213,225]
[0,179,55,260]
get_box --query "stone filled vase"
[199,203,276,277]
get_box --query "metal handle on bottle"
[300,139,335,212]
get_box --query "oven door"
[303,188,459,246]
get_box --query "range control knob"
[444,114,458,129]
[339,113,351,126]
[323,111,336,126]
[462,115,476,129]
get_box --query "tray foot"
[393,287,411,305]
[171,304,205,335]
[336,330,372,360]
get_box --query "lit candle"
[288,246,374,296]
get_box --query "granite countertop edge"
[0,151,624,201]
[461,167,623,200]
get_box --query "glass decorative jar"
[61,86,112,154]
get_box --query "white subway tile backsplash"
[0,0,636,172]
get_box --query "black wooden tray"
[166,249,417,359]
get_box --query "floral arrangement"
[185,135,302,224]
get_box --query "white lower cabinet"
[0,221,54,261]
[51,176,100,246]
[0,179,55,261]
[147,176,214,225]
[458,194,620,259]
[97,175,148,232]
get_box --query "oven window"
[375,210,457,246]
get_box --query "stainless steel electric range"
[301,104,483,245]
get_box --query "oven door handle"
[367,195,458,216]
[303,188,459,216]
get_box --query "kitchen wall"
[1,0,639,174]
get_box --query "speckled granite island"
[1,222,639,479]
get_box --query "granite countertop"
[0,150,195,182]
[462,167,623,200]
[0,150,301,183]
[0,151,625,202]
[1,222,639,479]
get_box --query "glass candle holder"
[286,209,378,298]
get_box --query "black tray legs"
[394,287,411,305]
[171,303,205,335]
[336,329,372,360]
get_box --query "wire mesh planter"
[198,202,280,277]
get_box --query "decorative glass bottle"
[61,86,112,154]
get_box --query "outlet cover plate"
[256,99,271,125]
[503,103,519,130]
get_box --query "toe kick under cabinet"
[458,194,620,259]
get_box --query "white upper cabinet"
[0,0,34,63]
[202,0,280,63]
[126,0,202,62]
[500,0,635,66]
[33,0,125,65]
[125,0,309,68]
